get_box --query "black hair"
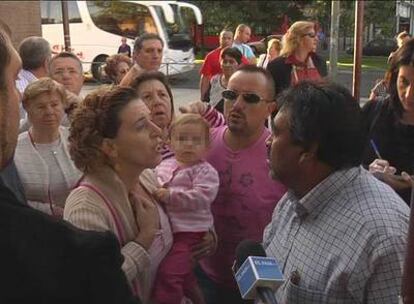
[221,47,242,64]
[133,33,164,53]
[387,38,414,117]
[235,64,276,101]
[129,71,174,115]
[277,81,365,169]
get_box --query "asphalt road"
[83,64,384,110]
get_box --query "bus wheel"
[91,55,108,82]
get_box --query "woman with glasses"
[14,78,81,218]
[267,21,327,96]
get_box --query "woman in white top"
[208,47,242,113]
[257,38,281,69]
[14,77,81,218]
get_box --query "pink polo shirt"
[155,158,219,233]
[199,126,287,289]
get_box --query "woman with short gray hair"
[14,77,81,218]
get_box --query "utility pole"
[61,1,71,51]
[329,1,340,80]
[396,1,400,34]
[352,0,364,101]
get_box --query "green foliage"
[187,1,306,35]
[333,55,388,71]
[365,1,396,37]
[187,1,396,38]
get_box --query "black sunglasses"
[222,89,263,104]
[303,33,316,38]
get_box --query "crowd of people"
[0,17,413,304]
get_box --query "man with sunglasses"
[181,65,286,303]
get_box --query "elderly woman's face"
[27,91,64,130]
[111,99,162,170]
[397,65,414,113]
[115,61,130,84]
[136,79,172,130]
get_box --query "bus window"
[153,5,192,51]
[41,1,81,24]
[86,1,157,39]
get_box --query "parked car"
[247,34,283,56]
[346,38,398,56]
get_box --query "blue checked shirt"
[263,167,409,304]
[16,69,37,120]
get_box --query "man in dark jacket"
[0,25,139,304]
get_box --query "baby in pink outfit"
[152,113,219,304]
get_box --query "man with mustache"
[181,65,286,303]
[264,81,408,303]
[0,25,139,304]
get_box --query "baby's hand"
[153,188,169,202]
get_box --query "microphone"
[234,240,284,304]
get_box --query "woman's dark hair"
[69,86,138,173]
[129,71,174,115]
[220,47,243,64]
[277,81,365,169]
[387,38,414,117]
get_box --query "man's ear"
[101,138,117,160]
[299,142,318,164]
[43,56,51,73]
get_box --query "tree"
[364,1,396,37]
[187,1,305,35]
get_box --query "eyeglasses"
[303,33,316,38]
[222,89,264,104]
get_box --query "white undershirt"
[35,138,69,207]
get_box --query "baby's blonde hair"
[170,113,210,143]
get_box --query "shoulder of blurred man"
[0,160,26,206]
[0,182,139,304]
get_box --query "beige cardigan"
[64,166,172,303]
[14,126,81,215]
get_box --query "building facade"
[0,1,41,47]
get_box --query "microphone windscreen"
[235,239,266,269]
